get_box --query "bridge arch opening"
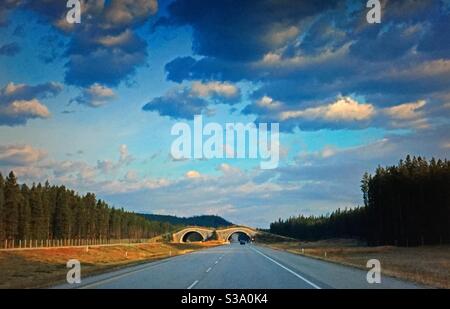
[228,231,251,243]
[182,231,205,242]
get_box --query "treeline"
[0,172,175,241]
[270,156,450,246]
[365,156,450,246]
[139,214,233,228]
[270,207,367,241]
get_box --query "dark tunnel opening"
[228,232,251,243]
[182,231,204,242]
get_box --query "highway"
[55,243,423,289]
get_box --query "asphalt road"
[55,243,423,289]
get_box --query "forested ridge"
[139,214,233,228]
[0,171,175,241]
[270,156,450,246]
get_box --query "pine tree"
[361,172,371,208]
[53,187,71,239]
[4,172,21,240]
[18,184,31,240]
[30,185,45,239]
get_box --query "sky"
[0,0,449,228]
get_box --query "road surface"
[55,243,423,289]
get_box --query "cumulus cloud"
[142,81,240,119]
[119,144,133,165]
[0,99,50,120]
[143,87,210,120]
[24,0,158,87]
[1,82,63,101]
[244,95,438,131]
[191,81,240,101]
[185,170,201,179]
[71,83,116,108]
[217,163,241,176]
[383,100,427,120]
[0,82,62,126]
[382,100,429,129]
[0,144,47,166]
[123,170,139,182]
[279,97,375,122]
[160,0,450,133]
[156,0,339,61]
[97,144,134,174]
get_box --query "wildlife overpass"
[172,226,258,243]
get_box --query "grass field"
[0,241,224,289]
[262,239,450,288]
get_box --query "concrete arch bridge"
[172,226,258,243]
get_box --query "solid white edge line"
[187,280,199,289]
[251,247,321,289]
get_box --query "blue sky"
[0,0,449,227]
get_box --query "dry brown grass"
[262,239,450,288]
[0,241,224,289]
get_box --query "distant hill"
[139,214,233,228]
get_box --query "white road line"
[214,260,219,264]
[206,267,212,273]
[187,280,199,290]
[251,247,321,289]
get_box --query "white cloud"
[383,100,429,129]
[123,170,139,182]
[0,144,47,166]
[262,52,282,64]
[71,83,116,108]
[191,81,239,99]
[0,99,50,119]
[97,144,134,174]
[119,144,133,164]
[217,163,241,176]
[386,59,450,79]
[103,0,158,28]
[279,97,375,121]
[185,170,201,179]
[256,96,282,109]
[0,81,61,125]
[266,25,299,46]
[383,100,426,120]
